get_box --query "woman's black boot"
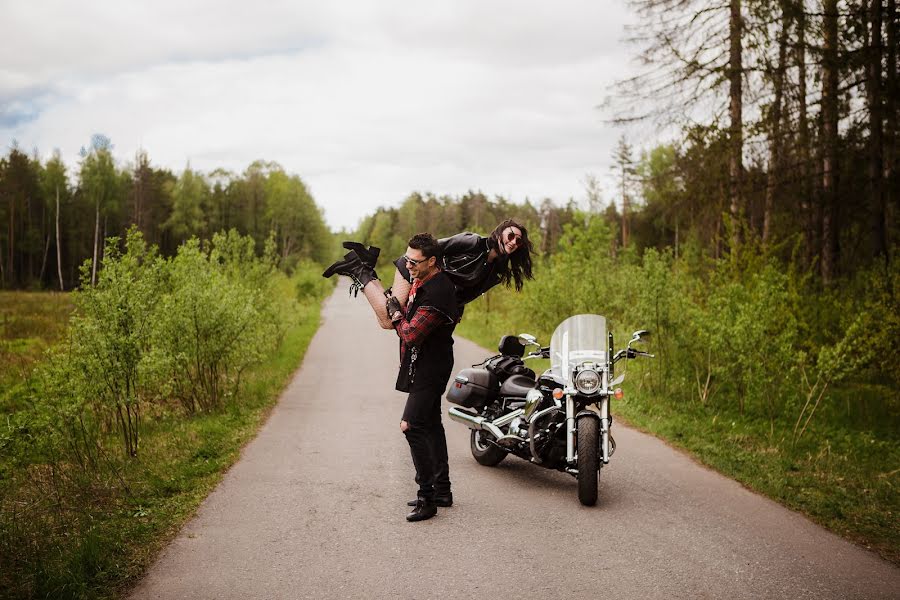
[322,251,378,296]
[322,251,356,278]
[341,242,380,268]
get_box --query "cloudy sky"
[2,1,641,231]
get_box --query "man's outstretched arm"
[393,306,446,347]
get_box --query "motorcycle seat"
[499,374,537,398]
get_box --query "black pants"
[402,388,451,501]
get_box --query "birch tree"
[41,151,68,290]
[78,135,122,286]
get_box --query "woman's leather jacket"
[395,232,508,306]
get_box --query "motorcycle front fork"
[599,397,611,464]
[566,397,611,465]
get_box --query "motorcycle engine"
[527,411,567,465]
[508,416,528,439]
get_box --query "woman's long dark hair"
[488,219,534,292]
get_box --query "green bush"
[294,258,334,301]
[151,237,282,414]
[462,218,898,432]
[65,229,165,457]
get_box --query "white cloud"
[1,0,642,230]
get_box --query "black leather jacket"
[395,232,508,306]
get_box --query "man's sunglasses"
[404,255,428,266]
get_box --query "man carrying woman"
[323,219,534,326]
[321,220,534,520]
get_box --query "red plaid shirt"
[395,306,447,349]
[394,271,448,364]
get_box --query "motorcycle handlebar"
[524,347,550,360]
[614,348,656,362]
[521,347,654,363]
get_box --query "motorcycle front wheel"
[470,430,507,466]
[576,416,600,506]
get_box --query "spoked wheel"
[576,416,600,506]
[470,429,507,466]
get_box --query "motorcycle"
[446,314,653,505]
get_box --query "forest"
[0,135,333,290]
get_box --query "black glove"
[386,296,402,320]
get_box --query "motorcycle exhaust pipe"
[448,407,524,444]
[448,407,505,439]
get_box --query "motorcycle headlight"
[575,369,601,395]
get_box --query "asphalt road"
[130,283,899,600]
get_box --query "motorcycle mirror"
[631,330,650,343]
[518,333,538,346]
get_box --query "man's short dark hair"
[408,233,442,260]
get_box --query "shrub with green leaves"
[294,258,334,301]
[459,211,898,430]
[151,237,283,414]
[689,264,800,415]
[65,228,165,457]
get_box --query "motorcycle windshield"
[549,314,608,385]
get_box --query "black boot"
[322,251,378,296]
[407,493,452,508]
[322,251,355,278]
[341,242,380,268]
[406,498,437,522]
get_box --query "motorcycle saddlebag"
[446,367,498,409]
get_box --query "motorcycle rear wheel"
[470,430,507,466]
[576,416,600,506]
